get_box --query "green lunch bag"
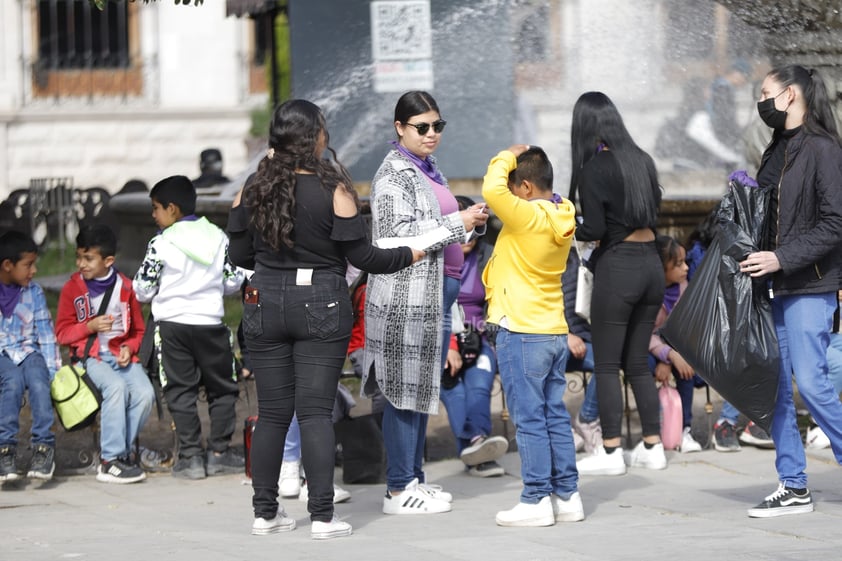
[51,361,103,432]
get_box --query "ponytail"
[769,65,842,146]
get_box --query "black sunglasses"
[404,119,447,135]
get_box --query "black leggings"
[590,242,665,440]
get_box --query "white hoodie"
[133,217,244,325]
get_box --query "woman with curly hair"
[228,99,422,539]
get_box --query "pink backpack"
[659,384,683,450]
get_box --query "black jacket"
[764,130,842,295]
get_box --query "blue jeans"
[496,328,578,503]
[719,401,740,426]
[567,342,598,423]
[770,293,842,488]
[440,338,497,454]
[0,352,54,447]
[382,275,459,490]
[824,333,842,394]
[85,352,155,461]
[284,414,301,462]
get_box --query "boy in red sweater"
[56,225,155,484]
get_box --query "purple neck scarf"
[85,268,117,299]
[529,193,564,208]
[0,282,22,318]
[391,141,445,184]
[663,283,681,314]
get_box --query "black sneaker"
[747,483,813,518]
[713,421,741,452]
[739,421,775,449]
[468,460,505,478]
[27,443,55,480]
[206,448,245,476]
[0,445,18,481]
[172,454,206,480]
[96,458,146,484]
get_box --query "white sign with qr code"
[371,1,432,60]
[370,0,434,92]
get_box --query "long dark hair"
[244,99,358,250]
[569,91,661,228]
[767,65,842,146]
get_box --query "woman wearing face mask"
[740,65,842,518]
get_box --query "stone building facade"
[0,0,265,199]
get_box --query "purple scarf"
[85,268,117,298]
[390,141,445,184]
[530,193,564,208]
[663,283,681,314]
[0,282,22,318]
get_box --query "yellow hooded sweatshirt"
[481,150,576,334]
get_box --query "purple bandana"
[84,268,117,298]
[390,141,445,184]
[663,283,681,314]
[0,282,22,318]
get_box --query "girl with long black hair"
[569,92,667,476]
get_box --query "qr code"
[370,1,432,60]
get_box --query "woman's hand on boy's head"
[506,144,530,157]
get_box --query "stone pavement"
[2,443,842,561]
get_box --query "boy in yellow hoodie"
[482,145,582,527]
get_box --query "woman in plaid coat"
[363,91,487,515]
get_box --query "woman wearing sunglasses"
[362,91,488,515]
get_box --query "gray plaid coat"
[362,150,466,414]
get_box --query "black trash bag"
[661,177,779,432]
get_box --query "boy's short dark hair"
[508,146,553,193]
[0,230,38,263]
[150,175,197,216]
[76,224,118,258]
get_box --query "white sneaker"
[576,447,626,476]
[419,481,452,503]
[572,415,603,455]
[459,435,509,466]
[806,425,831,450]
[496,496,555,527]
[625,441,668,470]
[382,478,452,514]
[251,510,296,535]
[679,427,702,453]
[573,429,585,453]
[551,492,585,522]
[299,481,351,504]
[311,514,352,540]
[278,460,301,498]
